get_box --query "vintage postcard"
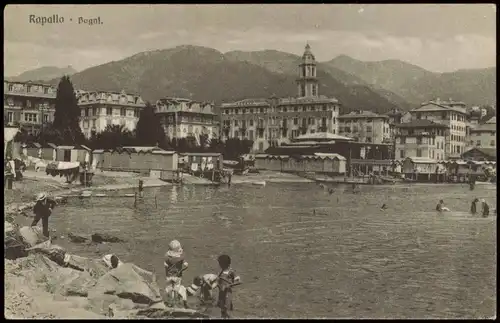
[4,4,496,319]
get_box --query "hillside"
[7,66,77,82]
[327,55,496,106]
[47,45,401,114]
[225,50,413,111]
[396,67,497,106]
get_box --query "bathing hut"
[402,157,438,182]
[99,146,178,177]
[22,142,42,158]
[40,143,57,161]
[56,144,92,163]
[179,152,223,172]
[255,153,347,175]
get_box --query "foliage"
[87,124,135,150]
[135,102,167,147]
[52,76,86,144]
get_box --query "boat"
[251,181,266,186]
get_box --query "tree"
[52,76,85,145]
[135,102,166,147]
[88,124,134,149]
[222,138,254,160]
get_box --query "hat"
[166,240,184,258]
[36,192,47,201]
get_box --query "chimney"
[436,98,440,103]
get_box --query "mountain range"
[8,45,496,114]
[6,66,77,82]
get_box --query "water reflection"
[170,185,178,204]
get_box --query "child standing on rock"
[164,240,189,308]
[216,254,241,319]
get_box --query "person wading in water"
[31,192,57,238]
[470,198,479,215]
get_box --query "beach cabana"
[56,144,92,163]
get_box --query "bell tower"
[296,43,319,98]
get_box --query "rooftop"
[485,116,496,124]
[294,132,354,141]
[463,147,497,158]
[470,123,496,132]
[338,110,389,119]
[395,119,449,129]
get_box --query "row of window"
[5,98,52,109]
[474,140,496,147]
[415,112,466,122]
[81,107,140,117]
[7,84,51,94]
[222,104,336,115]
[164,116,214,124]
[299,84,318,97]
[224,117,330,128]
[224,128,335,141]
[22,113,50,123]
[398,149,443,160]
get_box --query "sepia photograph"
[4,3,496,319]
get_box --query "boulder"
[4,222,28,260]
[91,233,126,243]
[65,255,110,279]
[89,263,162,306]
[67,232,90,243]
[18,226,48,247]
[54,267,98,297]
[27,241,67,266]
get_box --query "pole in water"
[155,195,158,209]
[134,192,137,208]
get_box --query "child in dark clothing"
[217,255,241,319]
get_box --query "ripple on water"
[52,183,496,318]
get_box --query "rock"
[135,307,210,319]
[5,221,16,236]
[91,233,125,243]
[67,233,90,243]
[54,267,98,297]
[27,242,67,266]
[89,263,162,306]
[65,255,110,279]
[18,226,48,248]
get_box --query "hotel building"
[467,117,496,149]
[4,80,145,139]
[338,110,391,144]
[4,81,57,134]
[220,44,340,152]
[409,98,468,158]
[395,119,448,161]
[77,90,145,138]
[155,97,219,142]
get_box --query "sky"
[4,4,496,76]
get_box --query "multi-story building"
[467,118,496,149]
[220,44,340,152]
[155,97,219,142]
[409,98,468,158]
[395,119,449,161]
[4,81,57,134]
[338,110,391,144]
[77,90,145,138]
